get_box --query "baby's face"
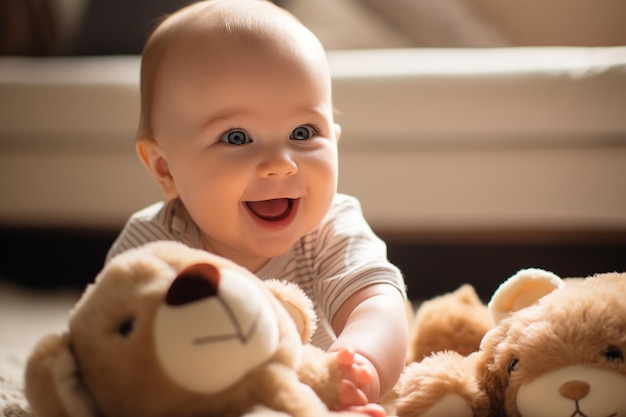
[147,17,339,270]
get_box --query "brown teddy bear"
[23,241,367,417]
[380,282,495,416]
[395,268,626,417]
[406,284,494,364]
[406,268,565,364]
[380,283,494,415]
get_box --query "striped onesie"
[107,193,406,349]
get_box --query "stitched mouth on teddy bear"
[515,365,626,417]
[569,402,617,417]
[163,264,263,345]
[153,263,280,393]
[191,297,261,345]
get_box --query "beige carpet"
[0,280,80,416]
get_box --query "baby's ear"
[25,333,98,417]
[333,123,342,142]
[135,136,179,200]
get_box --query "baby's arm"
[328,283,409,406]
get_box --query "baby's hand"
[331,347,385,417]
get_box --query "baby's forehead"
[155,0,326,73]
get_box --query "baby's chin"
[246,233,302,258]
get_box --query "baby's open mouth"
[245,198,295,221]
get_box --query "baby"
[107,0,409,414]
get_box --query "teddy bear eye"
[603,345,624,363]
[507,358,520,374]
[117,318,135,337]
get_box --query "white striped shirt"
[107,193,406,349]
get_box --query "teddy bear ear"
[488,268,565,323]
[263,279,317,343]
[24,332,99,417]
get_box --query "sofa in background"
[2,46,626,299]
[1,4,626,416]
[2,0,626,299]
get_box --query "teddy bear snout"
[559,380,590,401]
[165,263,221,306]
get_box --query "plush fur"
[479,271,626,417]
[396,268,626,417]
[24,241,363,417]
[396,351,489,417]
[407,284,494,363]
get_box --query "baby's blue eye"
[290,126,314,141]
[220,129,251,145]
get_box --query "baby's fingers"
[345,404,387,417]
[335,346,356,367]
[353,362,374,385]
[334,347,374,386]
[338,380,368,409]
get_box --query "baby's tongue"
[247,199,289,220]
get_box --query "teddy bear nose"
[166,263,221,306]
[559,380,590,401]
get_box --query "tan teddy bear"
[406,284,494,364]
[379,283,494,415]
[23,241,366,417]
[396,268,626,417]
[479,270,626,417]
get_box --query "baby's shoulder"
[330,193,363,214]
[130,201,167,220]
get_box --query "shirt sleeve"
[106,199,203,262]
[106,202,169,262]
[312,194,407,324]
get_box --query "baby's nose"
[165,263,221,306]
[257,149,298,178]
